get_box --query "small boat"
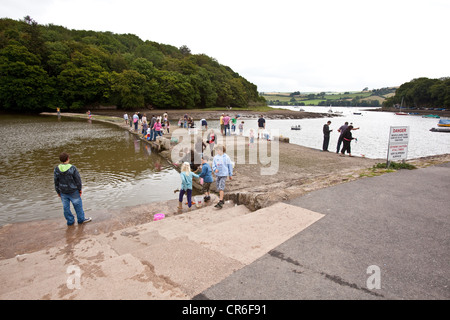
[395,112,408,115]
[353,112,362,115]
[430,127,450,132]
[422,114,440,118]
[437,119,450,127]
[291,125,302,130]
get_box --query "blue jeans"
[153,130,162,141]
[60,191,86,225]
[150,129,155,141]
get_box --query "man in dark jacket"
[54,152,91,226]
[322,120,333,151]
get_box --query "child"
[178,162,200,210]
[212,144,233,209]
[207,129,216,157]
[239,121,244,135]
[165,120,170,134]
[249,128,255,146]
[197,157,213,202]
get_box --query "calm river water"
[0,114,180,226]
[1,108,449,225]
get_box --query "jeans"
[150,129,155,141]
[179,189,192,207]
[153,130,162,141]
[60,191,86,225]
[323,135,330,151]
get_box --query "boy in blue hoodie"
[198,157,214,202]
[54,152,92,226]
[212,145,233,209]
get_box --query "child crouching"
[178,162,200,210]
[197,157,214,202]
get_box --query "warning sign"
[387,126,409,161]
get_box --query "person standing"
[207,129,216,157]
[219,113,225,135]
[132,112,139,131]
[322,120,332,151]
[340,125,357,157]
[149,115,156,140]
[212,144,233,209]
[152,118,163,140]
[178,162,200,210]
[123,113,129,125]
[336,121,348,153]
[223,114,231,136]
[257,115,266,139]
[54,152,91,226]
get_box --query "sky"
[2,0,450,93]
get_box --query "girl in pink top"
[153,119,162,140]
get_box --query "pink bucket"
[153,213,165,221]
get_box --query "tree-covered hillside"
[383,77,450,109]
[0,16,266,112]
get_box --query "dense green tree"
[0,17,265,112]
[384,77,449,109]
[0,44,55,110]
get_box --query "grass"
[359,161,417,178]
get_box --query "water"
[0,114,180,226]
[202,106,449,160]
[267,106,450,159]
[1,109,449,225]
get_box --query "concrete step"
[0,252,188,300]
[0,202,325,299]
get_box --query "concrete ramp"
[0,202,323,299]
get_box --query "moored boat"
[422,114,440,118]
[430,127,450,132]
[437,119,450,127]
[291,125,302,130]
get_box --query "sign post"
[387,126,409,167]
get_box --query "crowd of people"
[124,112,171,141]
[322,120,360,156]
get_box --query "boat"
[291,125,302,130]
[430,127,450,132]
[422,114,440,118]
[395,96,408,115]
[437,119,450,127]
[353,112,362,115]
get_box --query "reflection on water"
[0,114,180,226]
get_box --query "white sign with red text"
[387,126,409,161]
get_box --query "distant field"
[262,90,387,106]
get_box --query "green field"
[261,89,393,107]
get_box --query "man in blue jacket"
[54,152,92,226]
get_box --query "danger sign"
[387,126,409,161]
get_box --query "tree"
[179,45,191,56]
[110,70,147,109]
[0,44,55,111]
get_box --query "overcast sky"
[2,0,450,93]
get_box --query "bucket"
[153,213,165,221]
[194,196,203,208]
